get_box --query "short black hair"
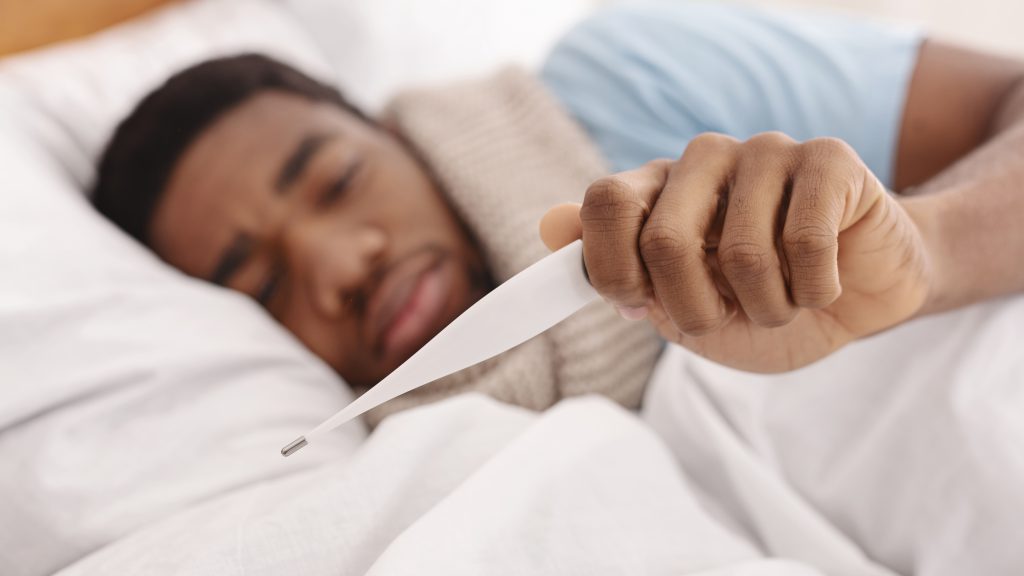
[92,53,368,245]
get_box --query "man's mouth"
[366,249,454,363]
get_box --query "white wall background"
[738,0,1024,57]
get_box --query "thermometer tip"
[281,436,308,457]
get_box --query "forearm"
[901,79,1024,315]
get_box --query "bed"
[2,2,1023,575]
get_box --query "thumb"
[539,202,583,252]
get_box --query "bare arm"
[895,41,1024,315]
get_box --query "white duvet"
[37,295,1024,576]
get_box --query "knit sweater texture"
[361,67,663,424]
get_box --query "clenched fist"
[541,132,933,373]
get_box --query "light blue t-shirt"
[542,2,922,188]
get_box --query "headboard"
[0,0,177,57]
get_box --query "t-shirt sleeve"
[541,2,923,188]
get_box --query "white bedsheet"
[46,295,1024,576]
[53,394,805,576]
[644,295,1024,575]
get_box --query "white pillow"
[0,3,363,575]
[0,1,597,573]
[0,0,335,192]
[283,0,595,111]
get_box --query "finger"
[540,203,648,324]
[641,133,738,336]
[580,159,671,310]
[539,202,583,252]
[783,138,858,308]
[718,133,798,327]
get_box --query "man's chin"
[346,252,488,390]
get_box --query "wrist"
[898,192,956,317]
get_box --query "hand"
[540,132,933,373]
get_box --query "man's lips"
[366,250,453,362]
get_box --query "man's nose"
[282,218,388,319]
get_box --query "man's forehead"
[150,92,337,277]
[213,91,335,142]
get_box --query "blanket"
[51,294,1024,575]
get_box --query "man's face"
[150,91,490,389]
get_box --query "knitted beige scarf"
[361,67,663,425]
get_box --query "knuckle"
[581,177,648,228]
[744,131,794,152]
[685,132,738,156]
[639,224,691,268]
[718,239,773,284]
[802,137,857,162]
[644,158,673,172]
[783,224,837,267]
[782,223,840,307]
[584,176,636,208]
[797,139,863,196]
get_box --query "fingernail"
[616,305,648,321]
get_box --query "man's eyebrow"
[210,235,252,285]
[275,133,332,193]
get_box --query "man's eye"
[317,158,363,208]
[256,267,284,305]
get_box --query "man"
[93,2,1024,419]
[88,2,1024,572]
